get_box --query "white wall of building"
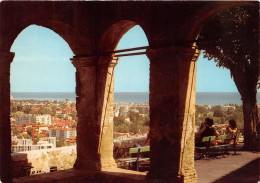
[36,115,51,125]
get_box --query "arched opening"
[97,20,150,171]
[193,5,259,181]
[10,25,77,176]
[113,25,150,166]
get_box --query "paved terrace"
[195,151,260,183]
[13,150,259,183]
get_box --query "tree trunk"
[232,69,260,151]
[241,93,260,151]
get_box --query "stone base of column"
[74,157,117,171]
[147,168,197,183]
[181,168,197,183]
[100,157,117,170]
[146,173,183,183]
[74,158,101,171]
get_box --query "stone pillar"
[96,56,118,169]
[179,49,200,183]
[147,47,199,183]
[0,52,14,182]
[71,56,101,170]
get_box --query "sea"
[11,92,260,105]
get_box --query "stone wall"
[12,146,77,176]
[11,137,147,177]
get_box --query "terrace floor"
[195,151,260,183]
[13,151,260,183]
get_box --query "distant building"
[207,111,214,117]
[15,114,36,125]
[38,137,56,148]
[223,105,236,111]
[119,106,127,116]
[135,106,149,115]
[114,110,119,117]
[36,115,51,125]
[11,136,56,152]
[204,105,212,110]
[15,114,51,125]
[49,128,77,139]
[66,136,77,145]
[37,125,48,133]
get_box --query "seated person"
[196,118,220,146]
[226,119,238,135]
[225,119,238,144]
[195,118,220,159]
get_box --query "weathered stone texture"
[0,1,256,182]
[147,47,198,182]
[12,146,77,176]
[71,56,101,170]
[97,57,118,169]
[0,52,15,182]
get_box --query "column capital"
[98,56,118,68]
[0,52,15,72]
[70,56,98,68]
[147,46,199,62]
[0,51,15,63]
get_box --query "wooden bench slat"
[129,146,150,154]
[118,146,150,171]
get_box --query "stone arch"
[37,19,91,55]
[10,21,76,56]
[182,1,257,41]
[98,20,149,55]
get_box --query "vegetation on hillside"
[114,111,150,133]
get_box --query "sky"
[10,25,250,93]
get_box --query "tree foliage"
[113,110,150,133]
[33,136,40,144]
[56,138,65,147]
[197,6,259,150]
[27,127,32,136]
[197,6,259,89]
[12,128,19,136]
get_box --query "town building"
[35,115,51,125]
[49,128,77,139]
[11,136,56,152]
[15,114,35,125]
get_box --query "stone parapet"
[12,146,77,176]
[11,137,147,177]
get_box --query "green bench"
[195,136,216,159]
[195,133,242,159]
[214,133,242,155]
[118,146,150,171]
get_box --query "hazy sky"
[10,25,247,93]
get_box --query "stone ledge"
[13,168,147,183]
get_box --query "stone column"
[96,56,118,169]
[147,47,199,183]
[179,48,200,183]
[71,56,101,170]
[0,52,14,182]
